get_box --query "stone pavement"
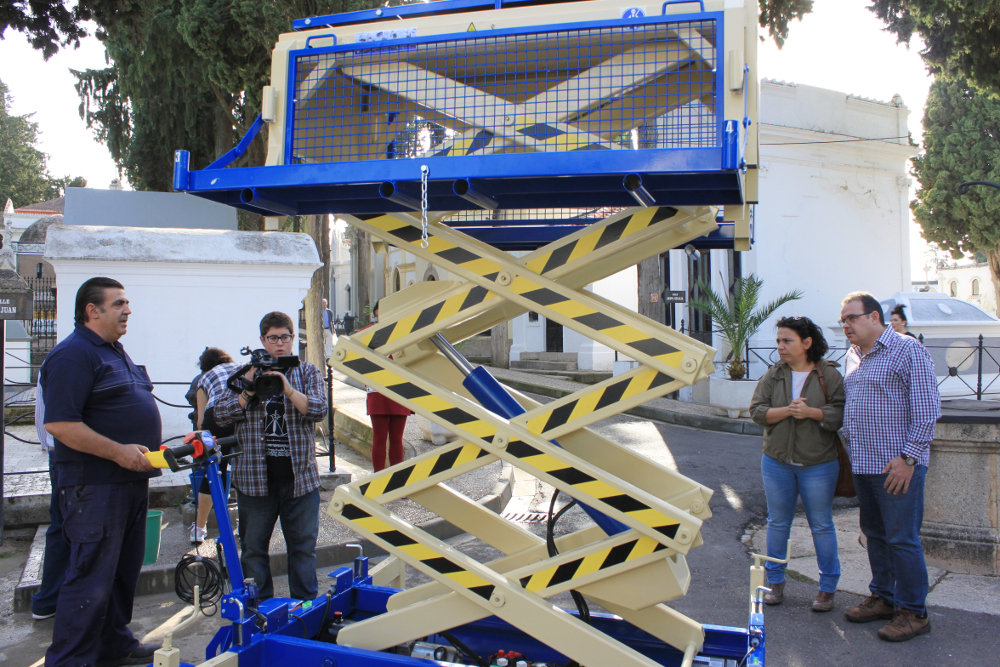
[747,508,1000,616]
[486,366,765,436]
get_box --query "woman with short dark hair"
[750,316,845,612]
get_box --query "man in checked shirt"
[838,292,940,642]
[215,311,328,601]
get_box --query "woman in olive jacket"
[749,316,845,613]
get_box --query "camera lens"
[253,374,284,398]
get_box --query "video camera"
[226,346,300,398]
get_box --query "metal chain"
[420,165,430,248]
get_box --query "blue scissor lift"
[170,1,770,666]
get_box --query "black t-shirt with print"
[263,394,294,483]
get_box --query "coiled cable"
[175,554,225,615]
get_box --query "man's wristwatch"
[902,455,917,466]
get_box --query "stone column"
[921,419,1000,576]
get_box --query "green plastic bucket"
[143,510,163,566]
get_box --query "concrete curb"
[13,459,516,614]
[496,375,765,437]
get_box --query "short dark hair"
[776,316,829,363]
[842,291,885,325]
[890,304,907,324]
[259,311,294,337]
[198,347,234,373]
[74,277,124,324]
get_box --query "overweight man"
[43,277,162,667]
[839,291,940,643]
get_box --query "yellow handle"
[144,450,170,469]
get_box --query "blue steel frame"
[174,9,751,219]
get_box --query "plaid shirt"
[843,327,941,474]
[197,362,242,408]
[214,362,328,497]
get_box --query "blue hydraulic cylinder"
[460,362,629,537]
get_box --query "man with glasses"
[838,292,940,642]
[215,311,328,601]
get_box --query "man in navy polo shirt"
[42,277,162,667]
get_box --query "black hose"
[546,490,591,625]
[440,631,488,667]
[289,613,308,638]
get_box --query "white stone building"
[936,260,997,316]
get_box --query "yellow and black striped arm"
[333,338,702,554]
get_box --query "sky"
[0,0,935,275]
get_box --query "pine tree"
[0,79,87,207]
[912,76,1000,306]
[869,0,1000,95]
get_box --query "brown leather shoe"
[762,582,784,606]
[811,591,835,612]
[844,594,895,623]
[878,608,930,642]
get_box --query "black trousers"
[46,480,148,667]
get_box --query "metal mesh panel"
[444,207,625,224]
[290,20,717,164]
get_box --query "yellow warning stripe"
[358,442,490,499]
[520,536,663,593]
[339,502,495,598]
[525,368,671,435]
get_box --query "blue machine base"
[208,558,761,667]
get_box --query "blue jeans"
[854,465,928,615]
[237,483,319,601]
[46,481,148,667]
[761,454,841,593]
[32,453,71,615]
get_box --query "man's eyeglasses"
[264,334,294,343]
[838,313,871,327]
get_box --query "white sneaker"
[189,523,207,544]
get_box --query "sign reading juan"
[0,291,32,320]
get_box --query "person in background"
[839,292,940,642]
[186,347,240,543]
[322,298,334,363]
[215,312,327,601]
[750,316,844,612]
[43,277,161,667]
[28,369,69,622]
[362,300,412,472]
[889,304,917,339]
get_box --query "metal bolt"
[376,8,383,15]
[682,358,697,372]
[334,348,346,361]
[331,499,344,513]
[690,499,705,514]
[497,271,512,286]
[494,434,508,449]
[305,18,312,25]
[677,529,692,544]
[490,592,505,607]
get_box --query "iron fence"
[744,334,1000,401]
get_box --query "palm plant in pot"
[690,273,802,416]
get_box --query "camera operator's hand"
[262,370,293,397]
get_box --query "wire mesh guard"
[290,20,717,164]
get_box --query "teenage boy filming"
[215,311,328,601]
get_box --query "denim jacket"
[749,359,844,466]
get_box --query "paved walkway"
[747,508,1000,616]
